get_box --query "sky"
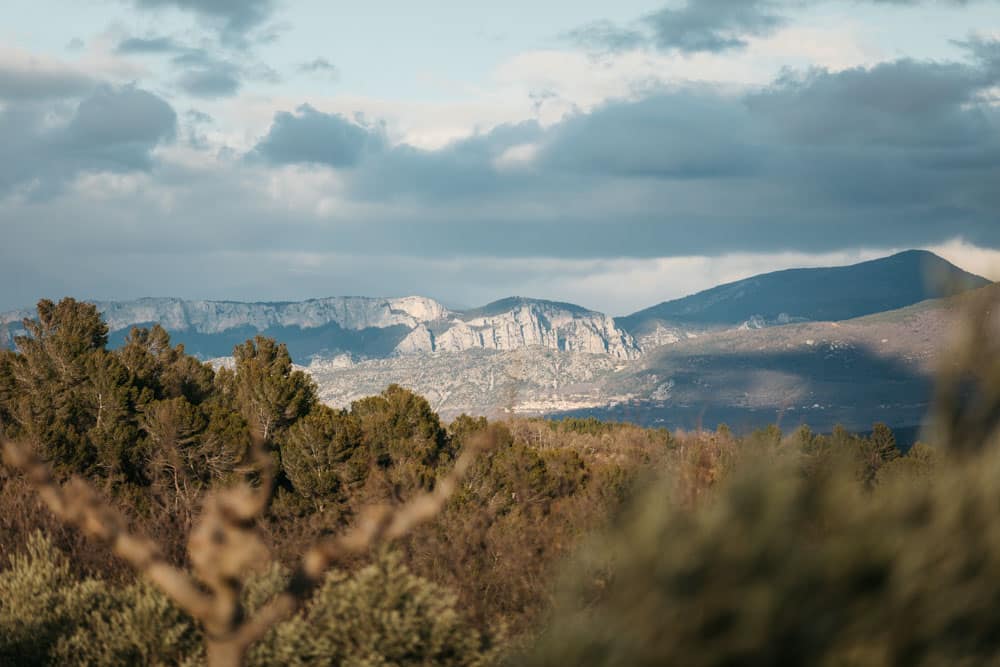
[1,0,999,315]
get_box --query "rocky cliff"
[2,296,640,361]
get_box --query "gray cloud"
[567,0,784,54]
[643,0,784,52]
[115,36,184,53]
[298,58,339,79]
[0,62,94,101]
[176,60,242,97]
[247,45,1000,254]
[0,85,176,197]
[564,20,646,53]
[251,105,387,168]
[3,45,999,312]
[747,59,991,146]
[115,34,275,98]
[567,0,995,55]
[540,90,761,178]
[131,0,276,44]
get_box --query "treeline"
[2,296,998,665]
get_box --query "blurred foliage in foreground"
[1,286,998,665]
[518,284,1000,667]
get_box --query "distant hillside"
[617,250,990,345]
[558,282,999,435]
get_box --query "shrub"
[0,531,198,666]
[248,551,499,667]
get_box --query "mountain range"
[1,250,992,437]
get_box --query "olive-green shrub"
[247,551,499,667]
[0,531,199,666]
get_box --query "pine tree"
[281,405,365,510]
[869,422,900,463]
[231,336,316,441]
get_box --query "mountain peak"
[618,250,990,337]
[460,296,594,320]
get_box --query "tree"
[85,350,141,478]
[351,384,451,489]
[0,349,16,438]
[281,405,365,511]
[231,337,316,441]
[118,325,214,406]
[869,422,900,463]
[8,299,111,471]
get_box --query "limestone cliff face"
[95,296,450,334]
[2,296,641,361]
[427,301,639,360]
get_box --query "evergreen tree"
[0,349,16,437]
[351,384,451,489]
[9,299,111,471]
[281,405,365,510]
[869,422,900,462]
[231,336,316,441]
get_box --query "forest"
[1,295,999,666]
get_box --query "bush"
[248,552,500,667]
[0,531,198,666]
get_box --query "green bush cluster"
[0,531,199,666]
[247,553,499,667]
[0,533,497,667]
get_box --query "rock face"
[435,299,639,360]
[1,295,640,362]
[96,296,449,334]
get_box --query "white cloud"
[926,238,1000,281]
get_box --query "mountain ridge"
[1,250,990,364]
[616,250,990,343]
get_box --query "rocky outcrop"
[435,301,639,360]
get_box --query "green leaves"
[282,405,364,510]
[232,336,316,441]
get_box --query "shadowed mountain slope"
[617,250,990,337]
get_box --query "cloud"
[566,0,993,55]
[297,58,339,79]
[539,90,761,178]
[3,41,999,311]
[747,59,991,146]
[567,0,785,54]
[0,85,176,197]
[643,0,785,53]
[243,45,1000,256]
[130,0,276,44]
[114,34,276,98]
[0,53,95,101]
[251,105,387,168]
[175,59,242,97]
[115,36,185,53]
[564,20,646,53]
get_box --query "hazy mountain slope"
[568,283,999,434]
[617,250,990,346]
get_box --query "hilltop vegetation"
[1,295,999,665]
